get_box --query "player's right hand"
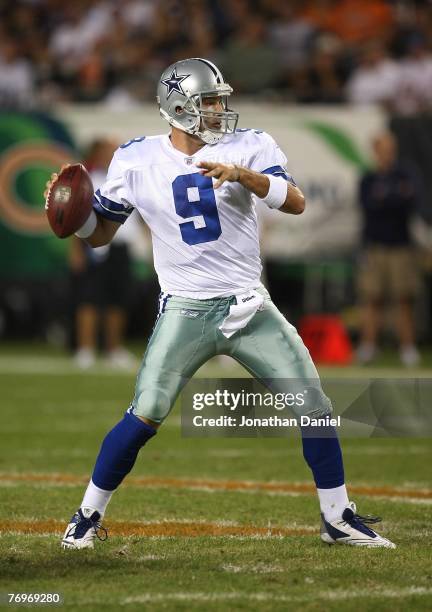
[197,161,241,189]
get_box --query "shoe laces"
[66,513,108,541]
[342,506,382,536]
[342,502,382,526]
[353,512,382,526]
[94,522,108,541]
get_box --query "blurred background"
[1,0,432,369]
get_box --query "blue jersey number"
[172,173,222,246]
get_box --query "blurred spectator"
[49,3,112,68]
[71,138,138,369]
[75,45,107,102]
[0,0,431,105]
[221,16,280,94]
[303,0,394,48]
[120,0,157,32]
[356,132,422,367]
[0,38,34,109]
[295,34,345,103]
[266,2,317,78]
[301,0,340,35]
[345,41,399,108]
[174,0,219,63]
[211,0,253,45]
[392,34,432,115]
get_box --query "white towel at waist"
[218,289,264,338]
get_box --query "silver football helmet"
[157,58,239,145]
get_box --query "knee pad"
[268,378,333,420]
[303,386,333,419]
[133,385,172,424]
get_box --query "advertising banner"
[0,112,76,278]
[0,105,385,280]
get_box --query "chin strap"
[197,129,223,145]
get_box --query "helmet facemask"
[166,88,238,145]
[183,89,239,144]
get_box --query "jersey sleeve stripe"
[92,199,128,223]
[92,190,133,224]
[94,189,134,213]
[261,165,297,186]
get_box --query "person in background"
[393,33,432,116]
[70,138,137,369]
[302,0,394,49]
[356,131,422,367]
[0,37,34,109]
[220,16,280,95]
[345,41,399,108]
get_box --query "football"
[45,163,94,238]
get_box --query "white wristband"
[75,210,97,238]
[262,175,288,209]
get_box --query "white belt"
[218,290,264,338]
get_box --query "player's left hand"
[43,164,71,201]
[197,161,240,189]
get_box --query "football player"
[49,58,394,549]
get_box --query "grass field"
[0,344,431,611]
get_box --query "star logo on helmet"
[161,68,190,99]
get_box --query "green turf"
[0,350,431,611]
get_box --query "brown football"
[45,163,94,239]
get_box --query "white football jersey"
[93,129,294,298]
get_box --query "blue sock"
[301,425,344,489]
[92,412,156,490]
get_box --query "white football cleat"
[400,345,420,367]
[61,508,107,550]
[105,348,138,370]
[74,348,96,369]
[320,502,395,548]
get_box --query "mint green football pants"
[131,288,332,423]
